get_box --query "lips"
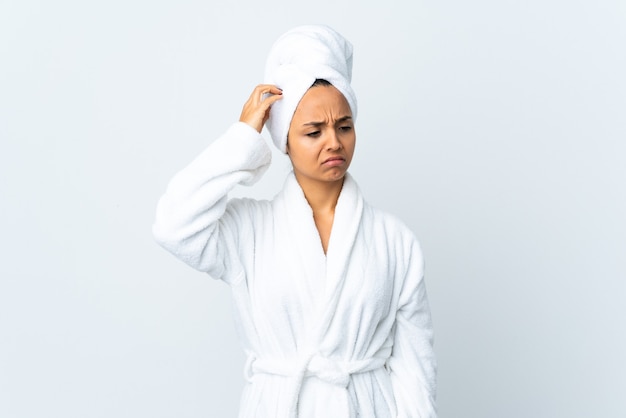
[322,156,345,164]
[322,156,346,167]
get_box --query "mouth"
[322,156,345,164]
[322,156,346,167]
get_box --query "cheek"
[286,140,309,167]
[291,139,320,160]
[345,136,356,158]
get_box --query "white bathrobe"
[153,122,437,417]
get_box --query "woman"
[153,25,436,417]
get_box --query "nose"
[326,130,342,151]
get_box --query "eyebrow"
[303,116,353,127]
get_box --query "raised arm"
[152,85,282,281]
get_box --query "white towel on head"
[264,25,358,153]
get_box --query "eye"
[339,125,352,132]
[306,131,321,138]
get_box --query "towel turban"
[264,25,358,153]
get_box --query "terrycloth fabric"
[153,122,437,417]
[264,25,358,153]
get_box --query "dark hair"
[311,78,332,88]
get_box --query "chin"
[324,170,348,182]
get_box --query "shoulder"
[348,174,422,251]
[366,203,419,240]
[363,202,424,261]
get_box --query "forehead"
[292,86,352,121]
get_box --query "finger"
[253,84,282,101]
[266,85,283,95]
[260,94,283,125]
[259,90,283,109]
[263,92,283,107]
[240,84,283,133]
[257,92,283,115]
[253,84,282,93]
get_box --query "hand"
[239,84,283,133]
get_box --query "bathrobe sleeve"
[152,122,271,282]
[387,238,437,418]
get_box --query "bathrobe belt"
[245,353,388,416]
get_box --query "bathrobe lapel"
[279,173,364,343]
[316,174,363,339]
[279,174,327,344]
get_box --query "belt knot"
[244,352,387,416]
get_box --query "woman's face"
[286,85,356,186]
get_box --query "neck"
[294,173,345,215]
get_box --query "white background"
[1,0,625,417]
